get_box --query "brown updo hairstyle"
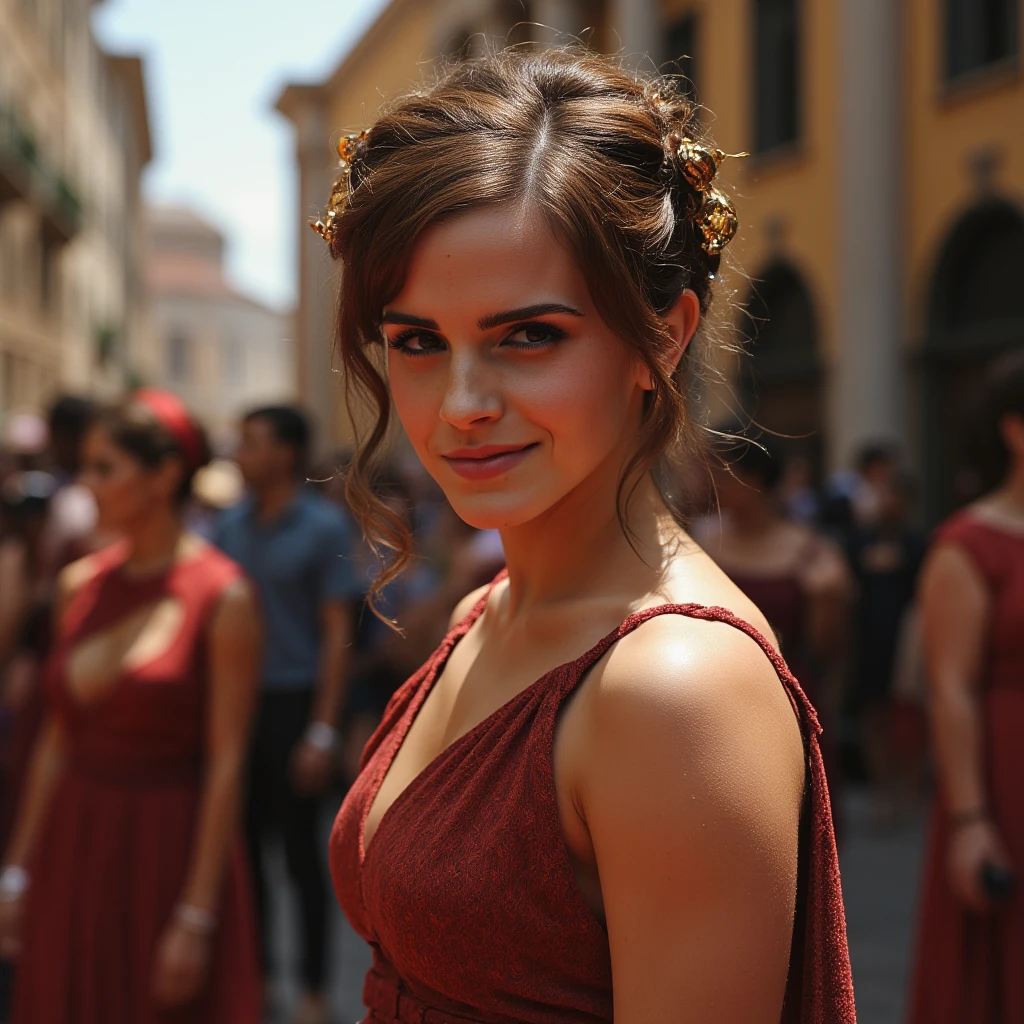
[966,350,1024,493]
[92,399,211,505]
[329,47,739,606]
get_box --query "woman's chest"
[330,702,610,1003]
[53,593,205,731]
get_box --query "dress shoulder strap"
[553,601,821,737]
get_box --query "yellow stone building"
[278,0,1024,519]
[0,0,152,422]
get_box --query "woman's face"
[79,427,174,532]
[383,203,690,531]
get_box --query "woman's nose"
[439,351,502,429]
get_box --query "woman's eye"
[503,323,567,348]
[387,330,446,356]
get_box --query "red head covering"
[132,388,204,473]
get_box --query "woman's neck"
[498,471,677,617]
[123,506,186,575]
[995,462,1024,513]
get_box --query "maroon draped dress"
[908,513,1024,1023]
[331,575,856,1023]
[13,541,260,1024]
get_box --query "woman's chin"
[445,491,549,532]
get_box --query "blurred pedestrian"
[778,452,820,525]
[699,435,852,832]
[909,354,1024,1024]
[0,474,55,674]
[322,48,853,1024]
[845,472,927,827]
[216,406,359,1024]
[849,442,899,530]
[0,389,261,1023]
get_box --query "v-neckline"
[359,578,568,868]
[356,577,734,872]
[61,555,180,712]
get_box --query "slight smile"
[441,443,539,481]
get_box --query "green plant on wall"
[95,323,119,366]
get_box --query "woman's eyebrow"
[380,311,439,328]
[478,303,583,330]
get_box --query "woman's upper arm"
[919,543,989,697]
[578,617,804,1024]
[205,580,261,758]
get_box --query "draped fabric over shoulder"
[909,513,1024,1024]
[13,542,260,1024]
[331,574,856,1024]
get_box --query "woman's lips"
[441,444,538,481]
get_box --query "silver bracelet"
[0,865,29,903]
[174,903,217,935]
[304,721,339,753]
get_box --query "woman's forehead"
[387,204,591,321]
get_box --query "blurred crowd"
[697,433,930,837]
[0,353,1021,1022]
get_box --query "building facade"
[144,205,294,451]
[278,0,1024,518]
[0,0,153,423]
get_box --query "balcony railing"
[0,106,83,244]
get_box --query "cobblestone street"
[263,787,928,1023]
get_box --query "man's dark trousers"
[245,688,327,992]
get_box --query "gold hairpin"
[675,139,748,192]
[670,137,747,256]
[310,130,370,249]
[692,187,739,256]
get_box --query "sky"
[94,0,391,312]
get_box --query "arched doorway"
[924,200,1024,518]
[739,262,824,476]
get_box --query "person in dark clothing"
[845,471,927,825]
[215,406,359,1024]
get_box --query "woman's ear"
[638,288,701,390]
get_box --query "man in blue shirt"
[216,405,360,1024]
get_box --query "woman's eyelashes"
[386,321,568,356]
[386,328,445,356]
[502,322,567,349]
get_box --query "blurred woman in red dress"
[0,390,261,1023]
[909,354,1024,1023]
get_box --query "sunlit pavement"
[841,788,928,1024]
[263,787,927,1023]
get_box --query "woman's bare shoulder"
[593,610,801,746]
[661,538,780,646]
[55,547,115,606]
[447,582,494,630]
[571,608,805,902]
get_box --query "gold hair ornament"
[668,135,748,256]
[310,130,370,250]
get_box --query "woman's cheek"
[512,353,633,456]
[388,361,442,456]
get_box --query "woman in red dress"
[909,354,1024,1023]
[0,391,261,1023]
[321,48,854,1023]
